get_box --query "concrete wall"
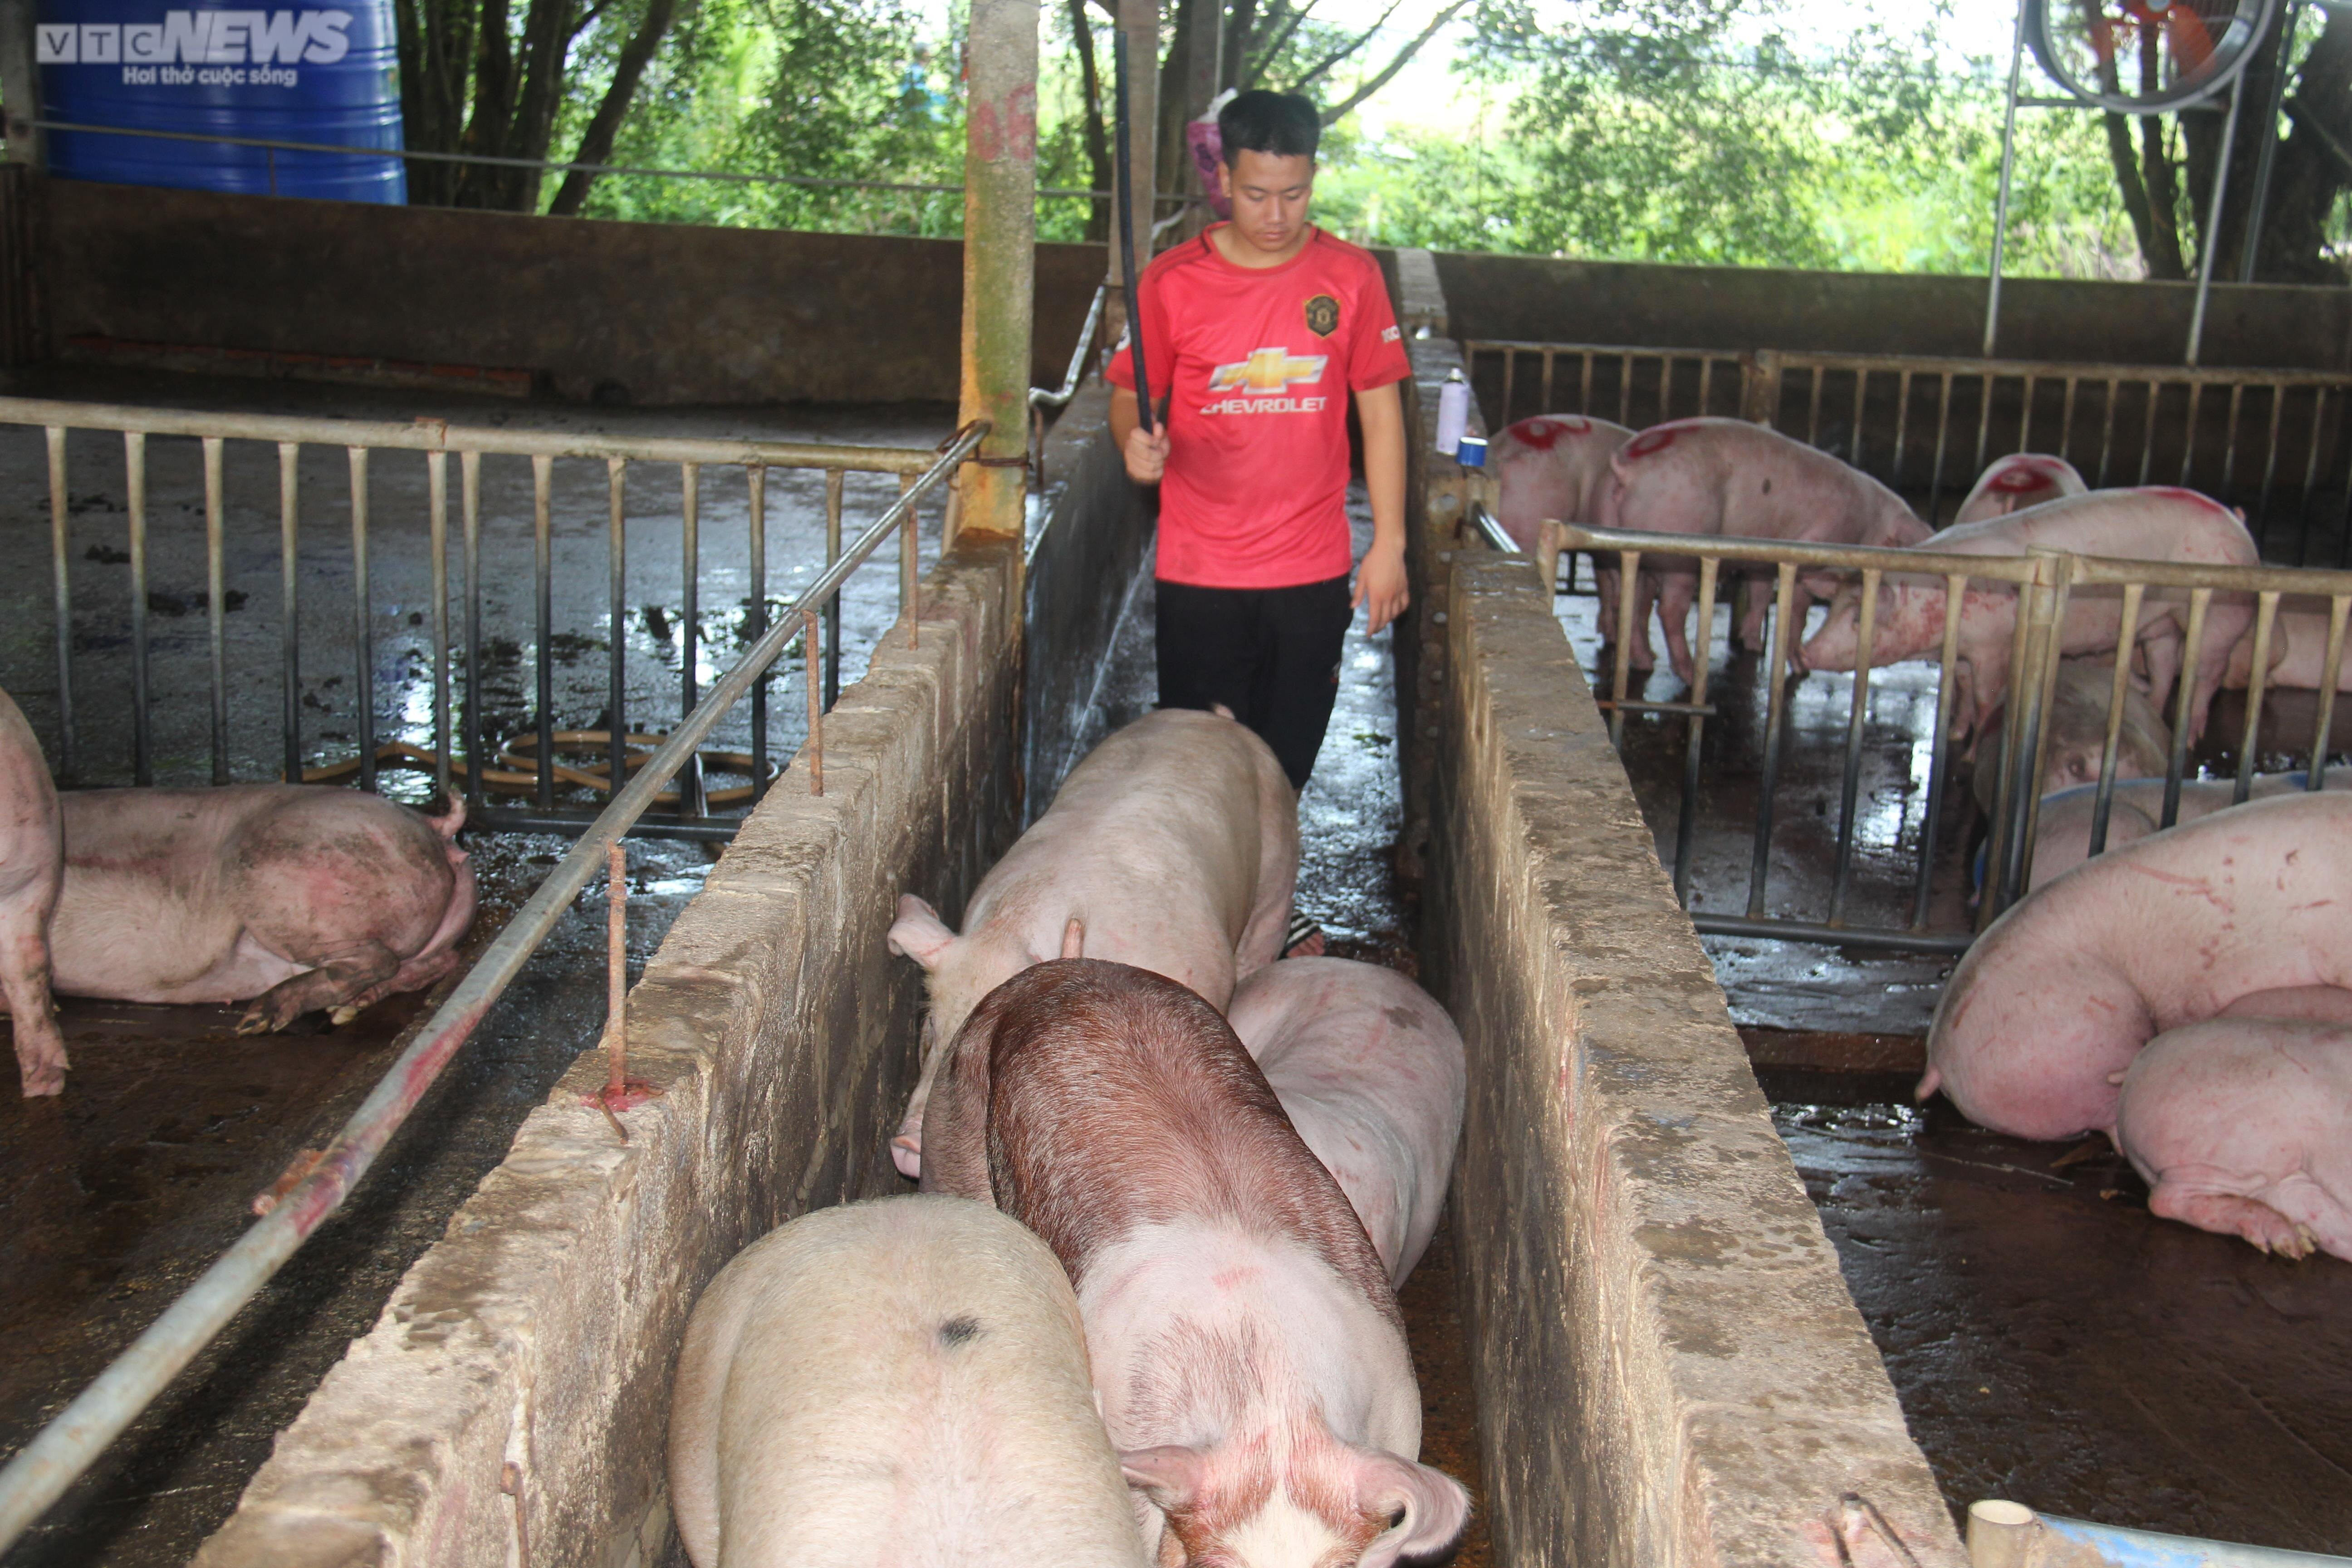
[15,177,1107,405]
[1425,548,1965,1568]
[191,535,1026,1568]
[1437,250,2352,372]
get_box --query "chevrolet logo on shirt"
[1200,347,1331,415]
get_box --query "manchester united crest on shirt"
[1303,294,1340,337]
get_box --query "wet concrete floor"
[1079,486,1487,1565]
[1562,578,2352,1549]
[0,378,960,1568]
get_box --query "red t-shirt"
[1108,225,1410,589]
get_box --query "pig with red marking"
[922,959,1472,1567]
[24,784,476,1034]
[1227,956,1465,1287]
[1950,453,2086,525]
[888,708,1297,1178]
[668,1194,1149,1567]
[1489,413,1633,619]
[0,688,65,1096]
[1801,487,2261,746]
[1921,792,2352,1142]
[1593,417,1929,681]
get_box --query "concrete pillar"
[955,0,1039,543]
[0,0,44,169]
[1105,0,1158,346]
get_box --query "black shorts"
[1156,573,1353,790]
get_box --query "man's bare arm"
[1352,381,1410,636]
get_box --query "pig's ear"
[1120,1446,1208,1511]
[1356,1453,1472,1568]
[888,896,955,969]
[1061,916,1085,960]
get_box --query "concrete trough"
[180,354,1960,1568]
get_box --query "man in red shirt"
[1109,89,1410,793]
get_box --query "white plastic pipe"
[1969,1500,2352,1568]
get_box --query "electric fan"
[2026,0,2278,113]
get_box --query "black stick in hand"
[1112,28,1154,435]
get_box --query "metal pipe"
[204,436,228,785]
[679,462,706,820]
[1029,283,1108,414]
[2012,555,2072,904]
[2162,588,2215,827]
[607,459,628,799]
[461,451,482,818]
[1671,556,1720,906]
[349,447,375,794]
[2098,377,2119,488]
[2182,382,2206,486]
[2236,590,2280,802]
[279,442,300,787]
[429,453,451,802]
[1692,913,1974,955]
[804,608,823,796]
[1609,549,1641,748]
[900,470,920,649]
[959,0,1038,544]
[2312,594,2350,789]
[1745,562,1800,919]
[0,418,988,1557]
[1995,554,2065,911]
[1930,373,1954,521]
[2087,583,2146,859]
[2298,387,2328,566]
[533,455,554,810]
[1984,0,2030,358]
[1911,575,1968,931]
[126,431,149,787]
[46,426,71,782]
[749,466,768,804]
[824,469,845,707]
[1978,588,2037,931]
[2240,2,2302,285]
[2187,83,2249,369]
[1828,567,1881,926]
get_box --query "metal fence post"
[956,0,1039,549]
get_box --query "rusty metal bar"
[2012,553,2072,904]
[428,452,451,802]
[279,442,301,788]
[1977,584,2037,933]
[126,431,149,787]
[748,465,769,804]
[204,436,227,785]
[1578,353,1593,420]
[803,608,823,796]
[2139,380,2162,488]
[824,468,845,707]
[1671,556,1720,906]
[349,447,375,794]
[1500,351,1515,428]
[1974,370,1995,479]
[1850,369,1868,474]
[461,451,482,818]
[532,454,554,810]
[46,426,72,781]
[2180,381,2205,487]
[1911,574,1968,930]
[2235,590,2279,803]
[1828,567,1881,926]
[2019,372,2036,453]
[1929,373,1955,521]
[679,462,706,820]
[2098,378,2119,488]
[1745,561,1800,919]
[1893,369,1914,489]
[1806,366,1826,448]
[1608,549,1641,748]
[2222,381,2247,495]
[608,458,628,799]
[1617,350,1634,428]
[2298,389,2328,566]
[1539,350,1555,418]
[2161,588,2215,829]
[2087,582,2146,861]
[2312,596,2350,790]
[900,470,920,649]
[2059,376,2079,461]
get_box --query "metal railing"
[1464,341,2352,561]
[0,418,988,1554]
[6,396,949,837]
[1537,520,2352,953]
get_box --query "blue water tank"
[36,0,407,202]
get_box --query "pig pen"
[0,376,968,1568]
[1438,324,2352,1551]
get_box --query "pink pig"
[1921,792,2352,1142]
[887,708,1297,1179]
[1593,418,1929,681]
[1489,414,1634,622]
[921,959,1471,1568]
[0,688,65,1097]
[1950,453,2087,525]
[1227,957,1465,1287]
[26,784,476,1034]
[1802,487,2261,746]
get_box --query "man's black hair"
[1219,90,1320,167]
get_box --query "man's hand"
[1353,537,1410,636]
[1124,424,1171,485]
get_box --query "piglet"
[922,959,1471,1568]
[1228,956,1465,1287]
[1921,792,2352,1141]
[668,1193,1147,1567]
[2114,1015,2352,1261]
[1950,453,2087,525]
[888,708,1296,1177]
[38,784,475,1033]
[0,688,64,1096]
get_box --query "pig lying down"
[1228,956,1465,1287]
[2023,771,2351,889]
[1594,417,1929,681]
[668,1194,1147,1568]
[0,688,64,1096]
[2115,1012,2352,1262]
[1921,792,2352,1142]
[888,707,1297,1177]
[922,960,1471,1567]
[20,785,477,1037]
[1967,657,2172,822]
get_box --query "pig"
[1920,791,2352,1142]
[1950,452,2087,526]
[23,785,476,1034]
[0,689,65,1097]
[887,707,1296,1178]
[1226,957,1466,1287]
[668,1194,1148,1568]
[1801,488,2262,747]
[1489,413,1634,625]
[2223,605,2352,690]
[2113,1016,2352,1261]
[1968,658,2173,819]
[2023,771,2352,889]
[1592,417,1931,681]
[921,959,1472,1568]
